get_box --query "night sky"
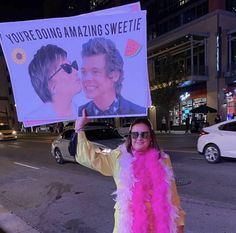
[0,0,90,22]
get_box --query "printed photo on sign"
[78,37,146,117]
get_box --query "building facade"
[0,0,92,130]
[147,0,236,128]
[0,50,18,128]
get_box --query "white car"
[51,123,125,164]
[0,124,17,140]
[197,119,236,163]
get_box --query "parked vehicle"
[51,123,125,164]
[0,124,17,140]
[197,119,236,163]
[35,125,50,133]
[117,122,131,136]
[64,121,115,131]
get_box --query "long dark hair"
[125,118,160,154]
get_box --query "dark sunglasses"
[49,60,78,80]
[130,131,150,139]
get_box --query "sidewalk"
[155,130,198,135]
[155,130,185,134]
[0,205,40,233]
[17,131,59,137]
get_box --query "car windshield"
[0,125,10,130]
[85,128,123,140]
[85,122,115,129]
[62,128,123,141]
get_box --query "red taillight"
[199,130,209,136]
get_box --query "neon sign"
[180,92,190,101]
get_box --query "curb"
[0,205,40,233]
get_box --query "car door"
[219,122,236,158]
[60,129,75,161]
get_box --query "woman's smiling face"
[131,123,151,152]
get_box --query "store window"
[176,95,207,125]
[192,97,207,123]
[172,105,180,126]
[193,97,207,108]
[180,98,192,124]
[225,90,236,119]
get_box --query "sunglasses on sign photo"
[49,60,78,80]
[130,131,150,139]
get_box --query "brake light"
[199,130,209,136]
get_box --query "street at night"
[0,133,235,233]
[1,1,236,233]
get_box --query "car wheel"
[203,144,221,163]
[54,148,64,164]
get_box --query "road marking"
[14,162,40,170]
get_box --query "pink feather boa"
[114,145,178,233]
[130,148,177,233]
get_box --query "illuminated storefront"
[171,88,207,126]
[225,86,236,119]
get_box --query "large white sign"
[0,2,150,127]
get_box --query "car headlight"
[12,131,17,135]
[100,148,112,153]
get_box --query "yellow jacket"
[75,132,185,232]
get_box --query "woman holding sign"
[28,44,82,118]
[73,109,185,233]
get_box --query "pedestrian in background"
[190,114,198,132]
[185,114,190,134]
[161,116,167,133]
[72,109,185,233]
[58,122,64,133]
[169,118,173,133]
[214,114,221,124]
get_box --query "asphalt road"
[0,133,235,233]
